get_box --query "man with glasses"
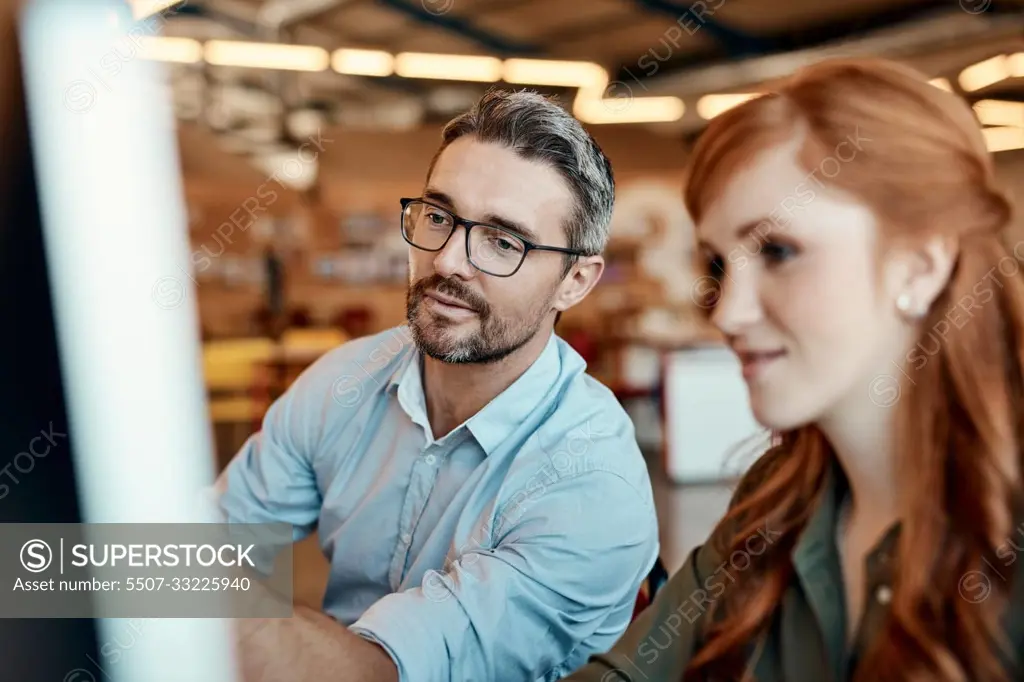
[218,90,659,682]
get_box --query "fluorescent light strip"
[204,40,330,72]
[136,39,683,123]
[394,52,502,82]
[332,48,394,77]
[982,126,1024,153]
[503,59,606,88]
[139,36,203,64]
[696,93,758,120]
[574,95,685,125]
[959,53,1024,92]
[974,99,1024,128]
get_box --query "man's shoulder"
[515,349,651,500]
[304,326,417,382]
[278,326,416,414]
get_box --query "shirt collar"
[792,457,845,569]
[389,330,564,455]
[465,331,562,456]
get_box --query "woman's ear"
[885,235,957,319]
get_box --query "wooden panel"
[472,0,629,43]
[713,0,926,33]
[545,14,716,63]
[327,3,412,40]
[387,30,495,55]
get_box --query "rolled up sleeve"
[350,471,659,682]
[564,543,722,681]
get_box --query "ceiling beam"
[631,0,771,57]
[635,6,1024,99]
[373,0,542,56]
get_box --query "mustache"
[412,275,488,314]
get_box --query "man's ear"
[552,255,605,314]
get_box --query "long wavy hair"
[682,57,1024,682]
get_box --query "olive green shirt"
[565,458,1024,682]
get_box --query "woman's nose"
[711,269,763,336]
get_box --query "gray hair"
[428,89,616,259]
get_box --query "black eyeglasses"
[399,198,586,277]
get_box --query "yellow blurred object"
[203,337,276,391]
[280,327,348,354]
[203,337,276,444]
[208,397,260,423]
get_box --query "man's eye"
[425,211,451,228]
[493,237,522,253]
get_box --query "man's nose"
[432,226,476,280]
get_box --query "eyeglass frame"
[399,197,587,278]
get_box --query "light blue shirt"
[216,325,659,682]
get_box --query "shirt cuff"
[350,593,448,682]
[350,624,410,682]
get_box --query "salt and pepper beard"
[406,273,556,365]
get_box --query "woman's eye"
[706,254,726,277]
[762,241,797,265]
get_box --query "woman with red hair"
[566,57,1024,681]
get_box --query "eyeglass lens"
[403,201,526,276]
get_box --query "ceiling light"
[503,59,607,89]
[696,93,758,120]
[974,99,1024,128]
[394,52,502,82]
[138,36,203,64]
[332,49,394,77]
[982,126,1024,153]
[204,40,330,72]
[958,53,1024,92]
[574,95,685,125]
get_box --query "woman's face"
[696,135,905,430]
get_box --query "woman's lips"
[735,349,787,380]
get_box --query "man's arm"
[233,469,656,682]
[345,469,658,682]
[236,606,398,682]
[214,356,335,541]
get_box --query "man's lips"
[424,290,476,312]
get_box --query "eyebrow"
[697,219,773,252]
[422,187,541,243]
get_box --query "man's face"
[406,136,575,364]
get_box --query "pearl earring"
[897,293,924,319]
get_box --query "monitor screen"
[0,2,100,679]
[3,1,241,680]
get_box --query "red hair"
[683,57,1022,682]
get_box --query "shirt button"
[425,454,437,465]
[401,533,412,545]
[875,585,892,605]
